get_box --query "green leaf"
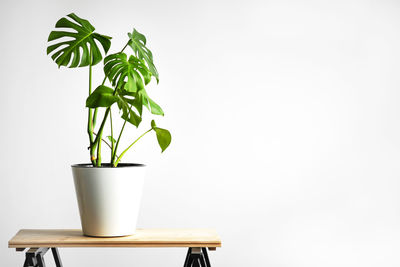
[148,97,164,115]
[116,94,142,127]
[151,120,156,129]
[126,96,143,116]
[154,127,171,152]
[86,85,118,108]
[140,89,164,115]
[47,13,111,68]
[121,107,142,127]
[128,29,159,82]
[118,89,143,116]
[104,53,151,92]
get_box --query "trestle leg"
[22,247,62,267]
[183,247,212,267]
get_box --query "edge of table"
[8,229,222,249]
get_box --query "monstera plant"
[47,13,171,167]
[46,13,172,237]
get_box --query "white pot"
[71,163,146,237]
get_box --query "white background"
[1,0,400,266]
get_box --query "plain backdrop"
[1,0,400,266]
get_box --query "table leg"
[51,248,63,267]
[183,248,192,267]
[201,248,211,267]
[183,248,211,267]
[22,247,63,267]
[36,252,46,267]
[23,249,37,267]
[24,248,48,267]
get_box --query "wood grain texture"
[8,229,221,248]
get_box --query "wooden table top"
[8,229,221,248]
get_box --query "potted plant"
[47,13,171,237]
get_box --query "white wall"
[1,0,400,266]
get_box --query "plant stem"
[114,128,152,167]
[121,41,130,52]
[93,108,98,128]
[95,107,110,166]
[96,134,102,166]
[92,40,131,167]
[110,110,114,164]
[93,132,116,152]
[112,119,127,163]
[87,48,96,165]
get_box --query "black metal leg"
[183,248,212,267]
[198,254,207,267]
[202,248,211,267]
[188,255,196,267]
[183,247,192,267]
[51,248,63,267]
[23,252,37,267]
[22,247,62,267]
[36,252,46,267]
[24,248,48,267]
[192,257,200,267]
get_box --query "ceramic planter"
[71,163,146,237]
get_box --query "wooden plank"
[8,229,221,248]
